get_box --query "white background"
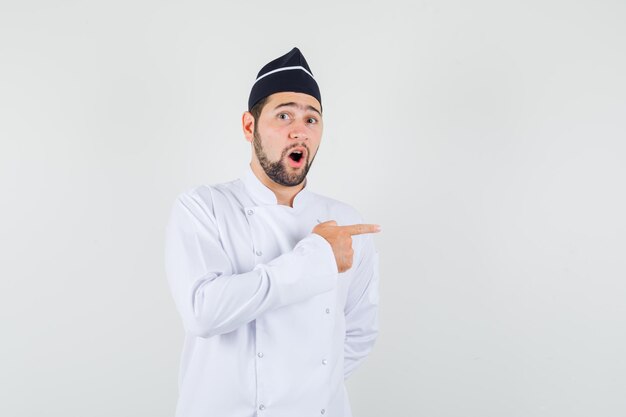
[1,1,625,416]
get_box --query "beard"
[252,126,316,187]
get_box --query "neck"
[250,161,305,207]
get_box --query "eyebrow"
[273,102,322,117]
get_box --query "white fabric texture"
[165,164,380,417]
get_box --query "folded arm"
[165,193,338,339]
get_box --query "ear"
[242,111,255,144]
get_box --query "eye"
[277,113,290,120]
[307,117,318,124]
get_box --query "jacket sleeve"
[164,192,338,339]
[343,230,380,380]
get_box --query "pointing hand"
[312,220,381,273]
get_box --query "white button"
[321,409,326,415]
[247,209,254,215]
[258,352,264,358]
[325,308,330,314]
[259,404,265,410]
[256,250,263,256]
[322,359,327,365]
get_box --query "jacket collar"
[240,163,312,209]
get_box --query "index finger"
[339,224,382,235]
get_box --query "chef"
[165,47,381,417]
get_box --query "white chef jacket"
[164,164,380,417]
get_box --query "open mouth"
[287,149,306,168]
[287,145,309,168]
[288,150,304,163]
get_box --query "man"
[165,47,381,417]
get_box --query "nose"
[288,120,308,140]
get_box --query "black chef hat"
[248,47,322,112]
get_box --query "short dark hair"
[250,96,269,122]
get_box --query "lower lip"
[287,155,305,168]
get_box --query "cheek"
[270,143,288,160]
[310,138,322,153]
[257,131,286,158]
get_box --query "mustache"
[283,144,309,155]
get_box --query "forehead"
[264,92,322,114]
